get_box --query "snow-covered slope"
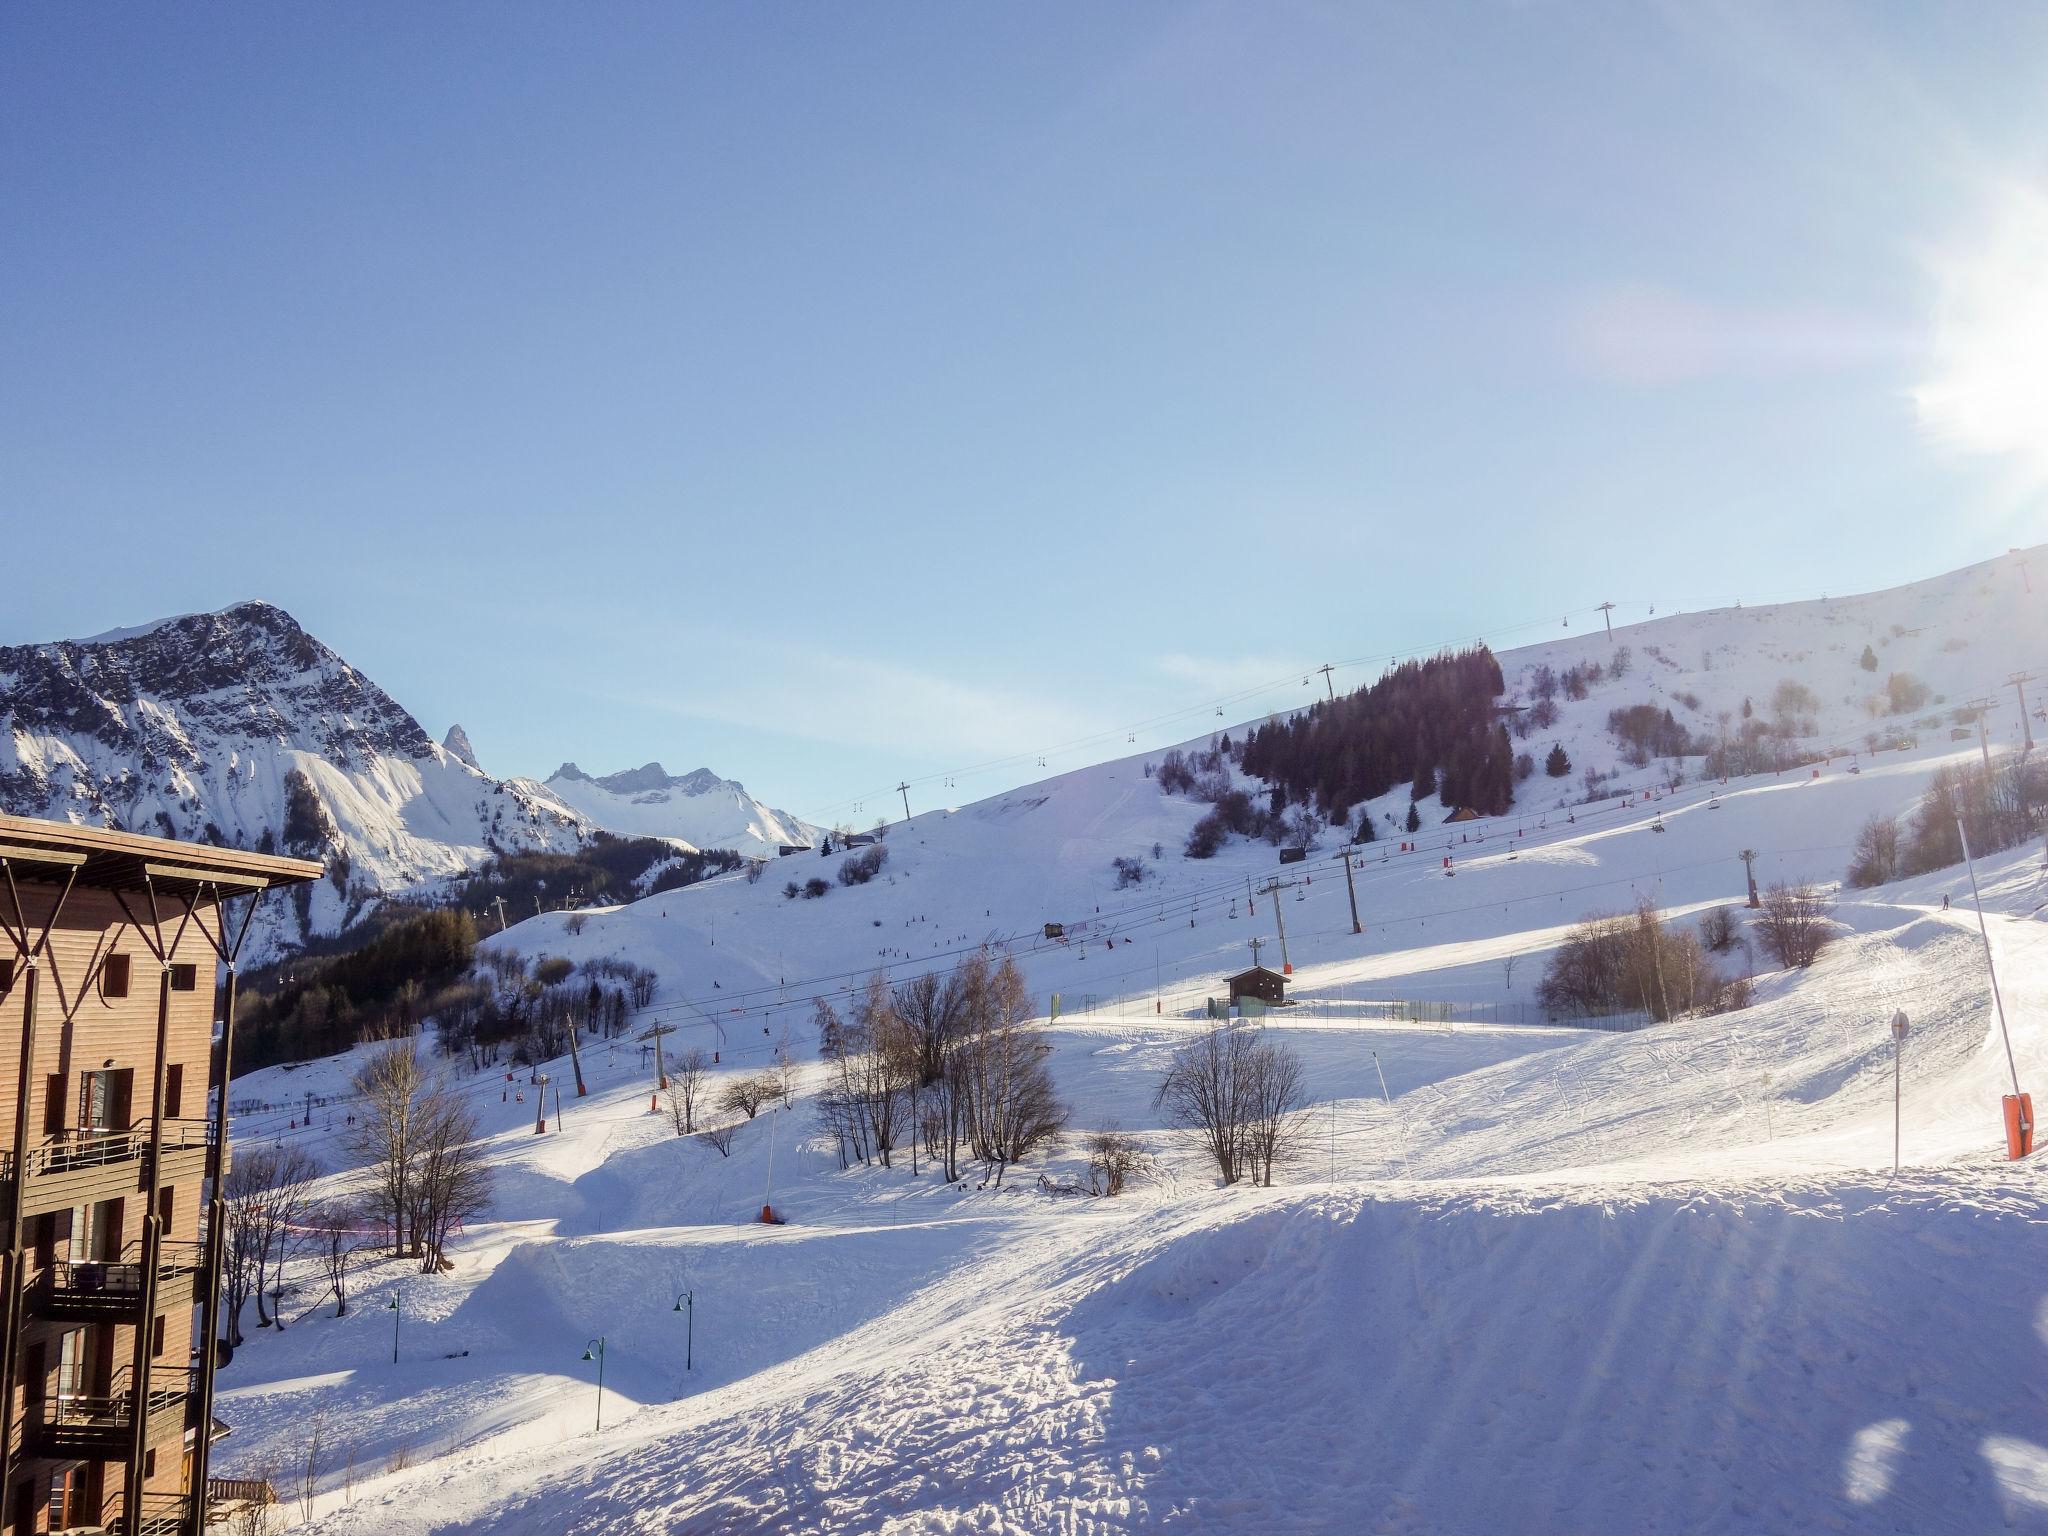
[194,544,2048,1533]
[530,761,819,857]
[0,603,586,955]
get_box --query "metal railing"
[127,1490,191,1536]
[37,1237,206,1312]
[40,1363,198,1437]
[23,1117,216,1179]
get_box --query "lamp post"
[673,1291,694,1372]
[580,1337,607,1431]
[1890,1010,1910,1175]
[387,1292,401,1364]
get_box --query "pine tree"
[1355,809,1376,844]
[1404,802,1420,834]
[1859,644,1878,673]
[1545,742,1571,778]
[1410,764,1435,802]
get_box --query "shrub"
[803,877,830,899]
[1884,672,1931,714]
[1112,856,1147,888]
[1845,813,1900,888]
[1539,899,1731,1022]
[783,881,801,900]
[1755,883,1834,969]
[1514,752,1535,782]
[1085,1128,1151,1196]
[1184,813,1226,859]
[837,844,888,886]
[1698,906,1737,953]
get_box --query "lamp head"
[581,1348,594,1362]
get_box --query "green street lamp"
[580,1336,607,1431]
[673,1291,694,1372]
[387,1292,401,1364]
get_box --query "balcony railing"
[125,1489,191,1536]
[34,1237,205,1319]
[29,1363,199,1456]
[22,1118,216,1179]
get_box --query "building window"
[150,1314,166,1359]
[102,954,131,999]
[164,1064,184,1119]
[170,963,197,992]
[42,1073,64,1137]
[0,958,14,992]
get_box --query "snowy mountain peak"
[443,723,483,772]
[539,760,819,855]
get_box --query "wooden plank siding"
[0,817,320,1535]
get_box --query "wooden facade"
[1226,966,1287,1007]
[0,815,319,1536]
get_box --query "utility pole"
[640,1022,676,1093]
[566,1016,588,1097]
[1890,1010,1909,1175]
[1597,601,1616,641]
[1317,664,1336,703]
[1957,818,2031,1158]
[2009,673,2036,752]
[1340,848,1362,934]
[2015,548,2033,595]
[1968,699,1996,772]
[896,782,912,821]
[1738,849,1760,910]
[490,895,509,932]
[1258,880,1295,973]
[1249,935,1265,969]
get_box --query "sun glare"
[1913,183,2048,493]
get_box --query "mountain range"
[0,602,815,957]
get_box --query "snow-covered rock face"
[0,603,587,959]
[537,760,819,857]
[442,724,482,773]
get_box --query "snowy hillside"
[201,544,2048,1535]
[528,761,819,858]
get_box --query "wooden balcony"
[17,1120,217,1218]
[22,1363,199,1460]
[32,1238,205,1323]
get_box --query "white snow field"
[211,551,2048,1534]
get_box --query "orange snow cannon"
[2003,1094,2034,1159]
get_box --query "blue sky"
[5,2,2046,819]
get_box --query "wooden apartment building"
[0,814,320,1535]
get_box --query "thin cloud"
[1564,285,1910,385]
[1154,652,1306,698]
[624,647,1099,762]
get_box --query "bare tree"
[295,1408,328,1524]
[1756,882,1835,969]
[220,1145,314,1352]
[305,1202,368,1318]
[409,1082,492,1273]
[347,1040,429,1256]
[700,1122,737,1157]
[1085,1127,1150,1196]
[719,1071,777,1121]
[1238,1038,1312,1186]
[223,1144,318,1333]
[1499,951,1520,992]
[666,1049,709,1135]
[956,956,1065,1185]
[1155,1024,1310,1187]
